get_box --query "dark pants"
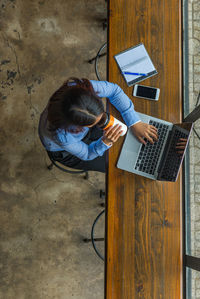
[48,126,106,173]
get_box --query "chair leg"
[47,162,54,170]
[87,52,106,64]
[102,18,107,30]
[99,190,105,207]
[84,171,89,180]
[100,190,105,198]
[88,56,96,64]
[83,237,104,243]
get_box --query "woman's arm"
[90,80,140,127]
[91,80,158,144]
[56,138,110,161]
[55,123,124,160]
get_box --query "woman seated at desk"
[38,78,158,173]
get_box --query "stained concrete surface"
[0,0,106,298]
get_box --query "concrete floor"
[0,1,107,298]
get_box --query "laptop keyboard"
[158,127,188,181]
[135,120,169,175]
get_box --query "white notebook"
[114,43,158,86]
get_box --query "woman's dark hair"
[47,78,104,132]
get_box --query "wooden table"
[105,0,183,298]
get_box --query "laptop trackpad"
[124,128,141,153]
[117,128,141,171]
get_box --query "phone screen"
[136,85,157,99]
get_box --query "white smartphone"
[133,84,160,101]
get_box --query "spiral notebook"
[114,43,158,86]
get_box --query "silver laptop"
[117,112,193,182]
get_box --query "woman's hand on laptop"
[176,138,187,155]
[131,121,158,145]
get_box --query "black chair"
[47,150,106,260]
[46,151,89,179]
[83,189,105,260]
[88,43,107,81]
[84,209,105,261]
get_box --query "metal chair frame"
[84,209,105,261]
[47,151,89,179]
[88,43,107,81]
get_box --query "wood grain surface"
[105,0,183,298]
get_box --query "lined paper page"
[115,44,157,84]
